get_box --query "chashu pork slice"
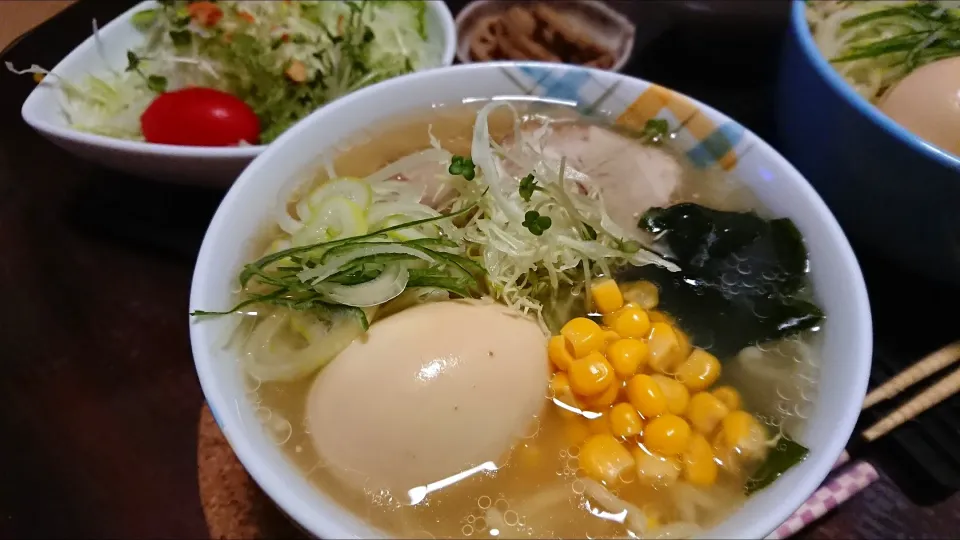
[502,122,683,231]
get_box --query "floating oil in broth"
[240,100,822,539]
[249,372,753,538]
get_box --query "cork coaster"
[197,403,309,540]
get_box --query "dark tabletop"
[1,1,959,538]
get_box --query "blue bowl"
[777,0,960,286]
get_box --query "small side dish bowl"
[777,0,960,286]
[455,0,635,72]
[189,61,872,539]
[19,0,456,187]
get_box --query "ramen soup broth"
[234,100,821,539]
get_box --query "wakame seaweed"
[626,203,824,359]
[745,436,810,495]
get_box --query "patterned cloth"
[768,461,880,539]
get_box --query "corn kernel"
[550,372,578,405]
[606,338,648,379]
[591,279,624,314]
[625,374,667,419]
[712,386,742,411]
[648,311,674,324]
[569,352,615,396]
[683,434,718,486]
[609,402,643,438]
[622,280,659,310]
[579,434,635,485]
[583,379,622,410]
[588,415,613,436]
[687,392,730,435]
[601,303,633,327]
[675,329,693,364]
[676,348,722,392]
[612,306,651,339]
[721,411,768,461]
[602,328,621,343]
[711,431,741,474]
[548,335,576,371]
[651,374,690,416]
[643,414,692,456]
[632,448,680,486]
[647,322,680,373]
[561,317,605,358]
[565,417,592,445]
[551,371,571,396]
[599,328,621,355]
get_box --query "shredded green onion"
[807,0,960,102]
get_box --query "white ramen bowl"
[19,0,456,187]
[189,61,873,539]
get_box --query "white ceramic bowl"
[189,62,873,539]
[20,0,456,187]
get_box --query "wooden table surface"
[0,1,74,50]
[1,1,958,539]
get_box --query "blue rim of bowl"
[790,0,960,173]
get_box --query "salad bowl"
[18,0,456,187]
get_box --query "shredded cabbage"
[8,0,436,143]
[449,102,676,331]
[265,102,679,333]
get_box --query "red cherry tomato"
[187,1,223,27]
[140,87,260,147]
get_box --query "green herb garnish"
[641,118,670,144]
[449,155,476,181]
[828,3,960,72]
[146,75,168,93]
[518,173,542,202]
[169,29,192,47]
[125,50,167,94]
[125,50,140,72]
[193,203,485,322]
[522,210,552,236]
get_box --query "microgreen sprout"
[125,50,167,93]
[518,173,543,202]
[522,210,552,236]
[641,118,669,144]
[449,155,476,181]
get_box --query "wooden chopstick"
[862,363,960,442]
[833,342,960,470]
[862,341,960,409]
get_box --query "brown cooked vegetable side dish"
[469,3,615,68]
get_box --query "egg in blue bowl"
[777,0,960,286]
